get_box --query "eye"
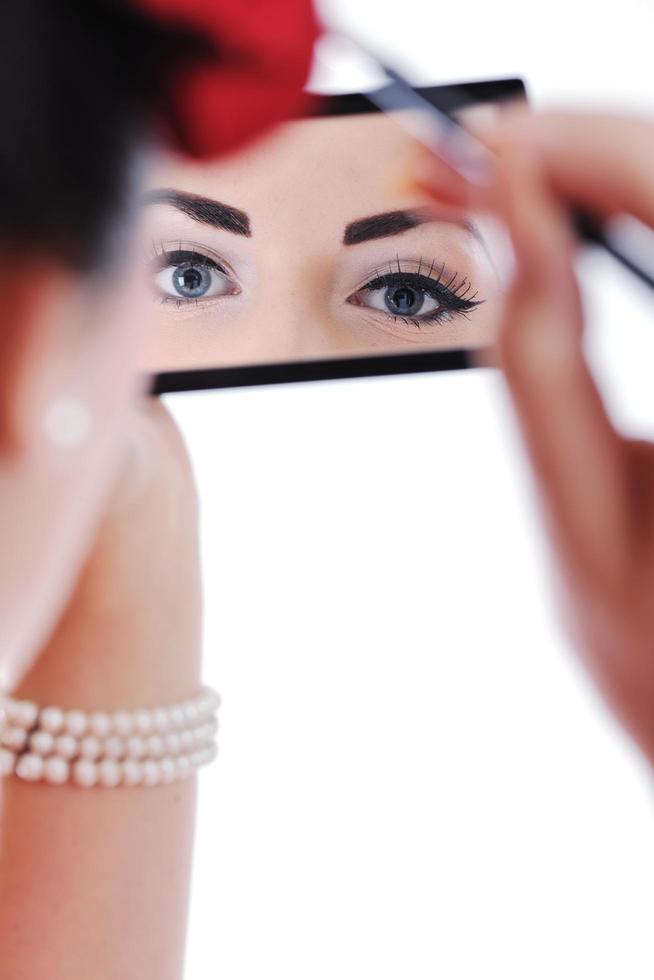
[362,279,442,318]
[348,266,483,325]
[151,249,238,304]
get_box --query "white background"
[174,2,654,976]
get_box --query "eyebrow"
[343,209,476,245]
[141,189,251,237]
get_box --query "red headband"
[135,0,322,157]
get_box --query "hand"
[423,112,654,766]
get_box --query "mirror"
[139,82,525,391]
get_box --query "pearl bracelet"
[0,685,220,788]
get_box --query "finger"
[496,141,629,586]
[415,110,654,235]
[480,110,654,228]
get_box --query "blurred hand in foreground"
[422,112,654,766]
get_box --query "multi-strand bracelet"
[0,684,220,788]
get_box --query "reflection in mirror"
[138,91,518,375]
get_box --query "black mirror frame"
[150,77,526,395]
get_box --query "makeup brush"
[344,39,654,294]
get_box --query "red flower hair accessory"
[134,0,322,158]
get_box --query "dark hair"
[0,0,207,271]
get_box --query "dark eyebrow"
[343,209,476,245]
[141,189,251,237]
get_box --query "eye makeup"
[148,241,240,307]
[347,256,484,329]
[146,236,484,331]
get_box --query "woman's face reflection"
[138,112,502,371]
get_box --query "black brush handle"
[572,206,654,291]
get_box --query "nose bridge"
[250,243,341,359]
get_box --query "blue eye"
[350,268,483,325]
[152,249,237,303]
[381,282,439,317]
[171,264,212,299]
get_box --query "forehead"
[147,113,427,238]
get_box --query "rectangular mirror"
[143,79,525,394]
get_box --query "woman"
[2,4,654,978]
[0,1,318,977]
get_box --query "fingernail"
[412,151,496,210]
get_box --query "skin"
[137,112,503,372]
[4,105,654,978]
[0,107,496,979]
[0,109,493,979]
[0,172,203,975]
[422,110,654,767]
[0,249,148,691]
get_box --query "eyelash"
[147,246,484,327]
[148,243,236,306]
[351,256,484,327]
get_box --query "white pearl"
[179,730,194,750]
[175,755,192,779]
[98,759,122,788]
[183,702,199,725]
[0,747,17,775]
[2,726,28,750]
[111,711,133,737]
[196,745,213,767]
[16,752,44,781]
[122,759,143,786]
[65,709,88,738]
[43,397,91,448]
[142,760,161,786]
[73,759,98,787]
[44,756,69,784]
[160,757,176,783]
[192,726,206,746]
[205,688,221,712]
[79,735,102,760]
[4,699,18,724]
[134,710,153,735]
[152,709,170,734]
[104,736,124,760]
[89,712,112,738]
[169,706,185,730]
[55,734,78,759]
[29,730,55,756]
[147,735,164,758]
[196,696,211,719]
[126,735,146,759]
[165,733,181,755]
[11,699,39,729]
[40,706,65,734]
